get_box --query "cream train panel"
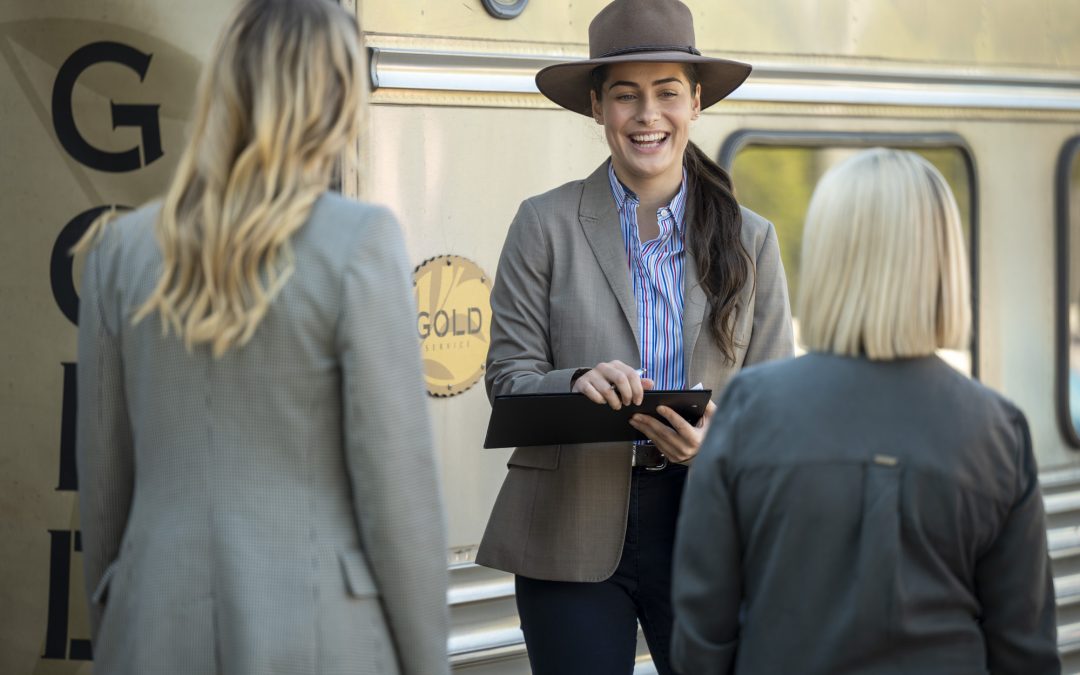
[364,104,610,554]
[967,122,1073,468]
[0,2,239,673]
[360,0,1080,73]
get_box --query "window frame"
[718,130,981,379]
[1055,136,1080,448]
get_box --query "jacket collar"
[578,161,640,347]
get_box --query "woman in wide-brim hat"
[477,0,794,673]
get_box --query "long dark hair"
[591,64,752,363]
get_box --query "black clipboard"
[483,389,713,448]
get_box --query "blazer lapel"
[682,241,708,383]
[578,162,640,346]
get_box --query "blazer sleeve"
[974,412,1060,674]
[485,198,582,401]
[75,234,135,641]
[337,207,449,675]
[743,221,794,366]
[670,378,747,675]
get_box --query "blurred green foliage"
[730,144,972,319]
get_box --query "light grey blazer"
[671,354,1059,675]
[477,162,794,582]
[76,194,449,675]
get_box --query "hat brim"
[535,51,751,117]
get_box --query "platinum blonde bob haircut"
[797,148,971,359]
[80,0,363,357]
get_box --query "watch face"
[481,0,528,20]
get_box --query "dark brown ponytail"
[684,140,752,364]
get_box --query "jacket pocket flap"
[507,445,560,471]
[337,549,379,599]
[91,560,120,605]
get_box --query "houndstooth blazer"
[76,194,449,675]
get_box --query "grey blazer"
[477,162,794,582]
[76,194,449,675]
[671,353,1060,675]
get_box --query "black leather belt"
[632,443,668,470]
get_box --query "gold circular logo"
[414,255,492,397]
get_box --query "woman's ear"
[692,83,702,119]
[590,90,604,125]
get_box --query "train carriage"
[3,1,1080,673]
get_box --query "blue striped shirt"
[608,162,687,391]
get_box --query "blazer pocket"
[507,445,561,471]
[91,559,121,606]
[337,548,380,599]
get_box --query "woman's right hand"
[571,360,655,410]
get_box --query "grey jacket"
[671,353,1060,675]
[76,194,449,675]
[477,162,794,582]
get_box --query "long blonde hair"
[108,0,361,356]
[798,148,971,359]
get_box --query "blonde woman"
[670,148,1059,674]
[73,1,448,673]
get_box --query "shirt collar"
[607,161,688,235]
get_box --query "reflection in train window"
[727,139,975,375]
[1058,139,1080,446]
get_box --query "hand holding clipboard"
[627,385,718,464]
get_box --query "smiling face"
[591,61,701,196]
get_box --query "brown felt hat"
[535,0,751,116]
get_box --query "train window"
[721,132,977,376]
[1056,137,1080,447]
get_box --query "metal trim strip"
[370,47,1080,111]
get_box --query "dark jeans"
[515,464,688,675]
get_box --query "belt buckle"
[633,443,668,471]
